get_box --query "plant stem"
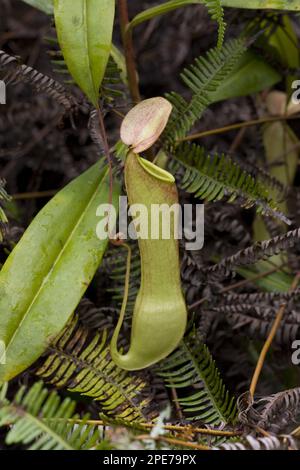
[171,387,184,421]
[178,114,300,143]
[249,304,286,399]
[135,434,211,450]
[141,424,240,437]
[96,106,113,207]
[13,190,58,200]
[110,243,132,357]
[118,0,141,104]
[188,265,284,311]
[249,272,300,399]
[51,418,240,437]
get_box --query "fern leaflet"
[101,243,140,316]
[170,142,285,220]
[203,1,226,48]
[0,382,102,450]
[0,179,10,242]
[214,434,298,450]
[36,315,154,423]
[158,334,237,426]
[163,38,246,146]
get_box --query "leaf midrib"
[182,341,227,423]
[83,0,97,104]
[10,405,75,450]
[5,168,108,355]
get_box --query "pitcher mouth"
[136,155,175,184]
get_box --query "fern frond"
[239,158,289,206]
[203,1,226,48]
[181,228,299,302]
[101,243,141,316]
[214,434,298,450]
[257,388,300,433]
[36,316,155,423]
[0,382,102,450]
[0,50,76,110]
[170,142,285,219]
[223,288,300,305]
[208,304,300,344]
[163,38,246,145]
[101,56,126,103]
[47,33,125,104]
[0,179,11,243]
[206,228,300,280]
[78,298,119,332]
[158,334,237,426]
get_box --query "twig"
[141,424,240,437]
[178,114,300,143]
[96,106,113,209]
[249,304,285,399]
[249,272,300,399]
[291,425,300,437]
[256,426,271,438]
[188,265,283,311]
[50,418,240,437]
[12,190,58,200]
[170,387,184,421]
[135,434,211,450]
[229,127,247,153]
[118,0,141,104]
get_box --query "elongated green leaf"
[259,15,300,93]
[211,51,281,103]
[22,0,53,14]
[111,44,128,86]
[22,0,300,21]
[237,262,292,292]
[129,1,225,48]
[21,1,126,89]
[128,0,300,31]
[0,164,120,382]
[53,0,115,106]
[267,16,299,70]
[0,381,102,450]
[128,1,202,30]
[222,0,300,9]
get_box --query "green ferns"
[162,38,288,222]
[48,36,125,104]
[163,38,246,145]
[203,0,226,48]
[170,142,284,219]
[104,244,141,316]
[0,382,102,450]
[0,180,10,242]
[158,334,237,426]
[127,1,226,48]
[36,316,152,423]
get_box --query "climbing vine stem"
[249,272,300,399]
[178,114,300,143]
[118,0,141,104]
[96,105,114,209]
